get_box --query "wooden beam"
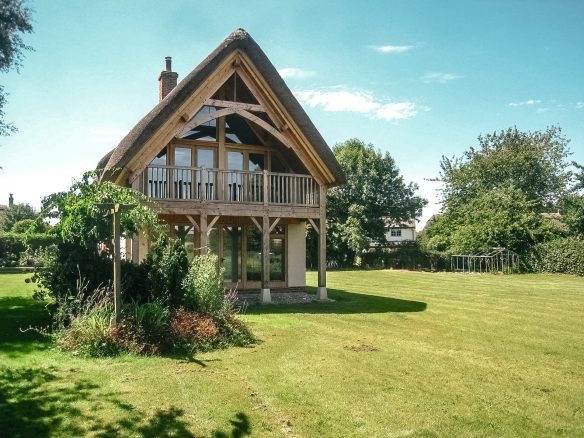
[308,217,320,235]
[262,215,270,290]
[250,216,262,232]
[207,215,220,234]
[186,214,199,231]
[205,98,265,112]
[269,217,281,233]
[317,184,327,300]
[178,107,235,138]
[200,213,208,255]
[235,109,294,149]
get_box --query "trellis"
[451,247,520,274]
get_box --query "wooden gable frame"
[121,51,335,187]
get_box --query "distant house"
[97,29,345,303]
[384,219,417,245]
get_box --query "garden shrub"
[169,308,220,352]
[54,304,119,357]
[528,237,584,276]
[143,234,189,307]
[183,253,227,314]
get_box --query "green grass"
[1,271,583,437]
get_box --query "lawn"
[1,270,583,437]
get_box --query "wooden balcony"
[139,165,321,217]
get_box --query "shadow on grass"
[245,287,427,315]
[0,296,51,358]
[0,365,251,437]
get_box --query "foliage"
[439,126,573,212]
[560,193,584,237]
[1,202,37,231]
[183,253,230,315]
[0,231,57,267]
[142,234,189,307]
[425,187,560,255]
[426,127,575,256]
[0,0,33,136]
[527,237,584,276]
[316,138,426,266]
[169,308,220,352]
[33,170,160,303]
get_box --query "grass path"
[1,271,583,437]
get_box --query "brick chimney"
[158,56,178,101]
[8,193,13,207]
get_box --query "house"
[384,219,417,244]
[98,29,345,303]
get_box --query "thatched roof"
[99,28,344,185]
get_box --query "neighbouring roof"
[385,218,417,229]
[99,28,345,185]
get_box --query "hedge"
[0,232,58,267]
[528,237,584,276]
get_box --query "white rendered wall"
[287,222,306,288]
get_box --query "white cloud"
[370,45,414,54]
[423,72,463,83]
[294,89,418,121]
[374,102,417,120]
[508,99,541,107]
[87,128,126,144]
[576,101,584,109]
[278,67,316,79]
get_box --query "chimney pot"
[8,193,14,207]
[159,56,178,101]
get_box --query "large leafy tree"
[440,126,572,212]
[319,139,426,266]
[0,0,33,137]
[0,202,36,231]
[426,126,574,255]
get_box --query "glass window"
[271,154,287,173]
[227,151,244,170]
[150,147,167,165]
[174,147,192,167]
[248,153,264,172]
[180,106,217,141]
[225,114,261,145]
[390,229,402,237]
[246,227,262,282]
[212,73,259,104]
[197,148,216,168]
[270,236,285,282]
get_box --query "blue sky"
[1,0,583,228]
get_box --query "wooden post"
[317,184,328,300]
[200,213,208,255]
[261,214,271,303]
[112,204,122,326]
[263,169,269,206]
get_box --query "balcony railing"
[142,165,320,207]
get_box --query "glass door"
[223,226,242,285]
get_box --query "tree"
[1,202,36,231]
[34,171,161,301]
[316,139,426,266]
[426,127,574,255]
[0,0,33,137]
[440,126,572,212]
